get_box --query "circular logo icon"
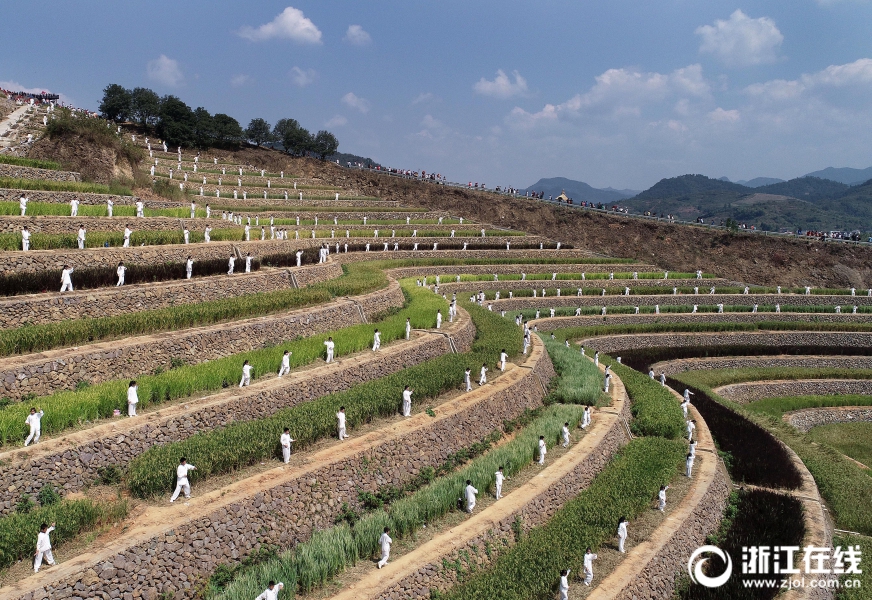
[688,545,733,588]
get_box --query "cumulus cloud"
[147,55,184,87]
[325,115,348,127]
[708,107,741,122]
[745,58,872,101]
[344,24,372,46]
[473,69,528,99]
[412,92,434,105]
[238,7,322,44]
[696,10,783,67]
[230,74,251,88]
[342,92,371,113]
[290,66,317,87]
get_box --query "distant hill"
[524,177,637,203]
[736,177,785,187]
[622,174,871,232]
[804,166,872,185]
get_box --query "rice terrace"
[1,3,871,600]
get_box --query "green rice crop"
[0,177,132,195]
[747,394,872,418]
[125,302,522,498]
[542,338,605,405]
[678,367,872,389]
[214,404,586,599]
[0,155,62,170]
[0,498,128,569]
[834,534,870,600]
[0,227,244,250]
[444,437,685,600]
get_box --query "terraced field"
[0,109,868,600]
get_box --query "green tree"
[130,87,160,127]
[312,130,339,160]
[98,84,131,122]
[192,107,215,148]
[156,95,195,147]
[273,118,312,156]
[245,118,273,146]
[213,114,244,146]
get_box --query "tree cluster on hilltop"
[98,84,338,158]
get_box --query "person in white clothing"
[402,386,413,417]
[562,422,571,447]
[686,419,696,441]
[617,517,628,553]
[538,435,547,465]
[658,484,669,511]
[377,527,392,568]
[60,265,74,292]
[186,256,194,279]
[239,360,252,387]
[604,373,611,393]
[494,466,507,499]
[70,198,79,217]
[499,349,508,372]
[116,261,126,286]
[660,372,666,386]
[107,198,114,217]
[24,408,44,446]
[228,255,236,275]
[324,337,335,362]
[77,226,86,249]
[33,522,56,572]
[204,226,212,243]
[436,310,442,329]
[681,398,690,419]
[280,429,294,464]
[479,363,488,386]
[405,318,411,340]
[372,329,381,351]
[21,227,31,251]
[581,406,591,429]
[245,253,253,273]
[19,195,28,216]
[170,458,196,502]
[559,569,571,600]
[255,581,284,600]
[136,201,144,218]
[123,225,132,247]
[190,201,196,219]
[278,350,292,377]
[464,368,472,392]
[464,479,478,513]
[337,406,349,440]
[583,548,598,585]
[686,452,694,477]
[127,381,138,416]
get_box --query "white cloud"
[696,10,783,67]
[708,107,741,122]
[344,24,372,46]
[238,7,322,44]
[147,55,184,87]
[412,92,434,105]
[473,69,528,99]
[230,74,251,88]
[745,58,872,101]
[325,115,347,127]
[342,92,370,113]
[290,66,317,87]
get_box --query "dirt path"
[0,337,545,600]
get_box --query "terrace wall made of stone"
[0,164,80,182]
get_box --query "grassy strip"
[0,155,61,170]
[673,373,872,534]
[0,227,244,250]
[483,288,868,300]
[208,205,424,213]
[675,367,872,389]
[834,534,870,600]
[748,394,872,418]
[542,338,606,405]
[676,489,805,600]
[215,404,587,599]
[432,272,707,283]
[0,177,132,196]
[551,321,872,342]
[511,306,872,320]
[0,282,443,446]
[0,262,382,356]
[598,355,685,439]
[0,498,128,570]
[443,437,686,600]
[126,301,522,497]
[808,423,872,469]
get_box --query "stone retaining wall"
[0,163,80,182]
[336,250,591,264]
[0,277,403,400]
[580,332,872,355]
[0,188,135,207]
[716,380,872,404]
[14,336,551,600]
[385,263,657,278]
[532,312,872,333]
[441,278,722,294]
[184,194,399,207]
[380,397,633,599]
[2,237,542,275]
[784,406,872,432]
[653,356,872,376]
[494,293,872,310]
[0,312,477,514]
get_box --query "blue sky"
[2,1,871,190]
